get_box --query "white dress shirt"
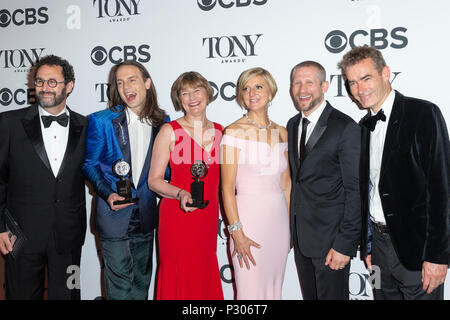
[39,106,70,177]
[298,100,327,147]
[126,109,152,187]
[369,89,395,224]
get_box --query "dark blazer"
[287,102,361,258]
[360,90,450,270]
[0,104,87,253]
[83,106,165,240]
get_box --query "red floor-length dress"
[156,120,224,300]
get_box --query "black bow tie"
[41,114,69,128]
[362,109,386,131]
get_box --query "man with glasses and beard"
[0,55,87,299]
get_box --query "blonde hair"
[235,67,277,109]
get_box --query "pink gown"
[220,134,290,300]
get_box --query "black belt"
[373,221,389,234]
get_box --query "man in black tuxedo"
[0,55,87,299]
[287,61,361,300]
[338,45,450,299]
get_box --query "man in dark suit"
[83,61,168,300]
[287,61,361,300]
[338,45,450,299]
[0,55,87,299]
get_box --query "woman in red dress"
[148,71,224,300]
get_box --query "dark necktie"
[41,114,69,128]
[362,109,386,131]
[299,117,310,164]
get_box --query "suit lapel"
[360,114,371,196]
[112,111,132,164]
[380,91,402,181]
[57,108,83,178]
[21,105,52,174]
[112,109,133,183]
[304,102,332,156]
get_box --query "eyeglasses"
[34,78,65,88]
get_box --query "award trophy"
[186,160,209,209]
[112,159,139,205]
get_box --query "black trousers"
[371,226,444,300]
[5,232,82,300]
[293,239,350,299]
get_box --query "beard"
[37,86,67,109]
[295,94,323,114]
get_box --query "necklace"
[244,113,272,130]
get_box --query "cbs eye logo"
[91,46,108,66]
[0,10,10,27]
[90,45,151,66]
[0,88,12,106]
[324,27,408,53]
[324,30,348,54]
[197,0,267,11]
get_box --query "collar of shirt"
[370,89,395,120]
[302,99,327,125]
[300,99,327,143]
[126,108,141,126]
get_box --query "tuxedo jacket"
[83,106,166,240]
[287,102,361,258]
[360,90,450,270]
[0,104,87,253]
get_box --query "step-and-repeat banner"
[1,0,449,300]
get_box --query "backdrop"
[0,0,449,300]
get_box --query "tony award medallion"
[112,159,139,205]
[186,160,209,209]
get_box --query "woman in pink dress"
[220,67,291,299]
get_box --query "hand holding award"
[112,159,139,205]
[186,160,209,209]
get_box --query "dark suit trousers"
[371,227,444,300]
[293,222,350,300]
[100,207,154,301]
[5,232,81,300]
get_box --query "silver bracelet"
[227,221,242,234]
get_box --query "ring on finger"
[237,253,243,259]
